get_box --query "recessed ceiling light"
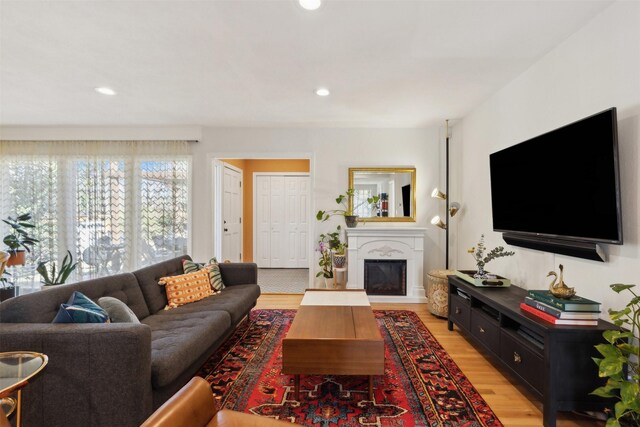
[299,0,321,11]
[315,87,330,97]
[95,87,116,96]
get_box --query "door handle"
[479,327,485,333]
[224,228,228,232]
[455,307,461,314]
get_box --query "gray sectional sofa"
[0,256,260,427]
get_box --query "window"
[0,141,191,288]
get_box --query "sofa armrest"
[219,263,258,286]
[0,322,153,427]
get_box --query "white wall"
[191,127,444,286]
[454,1,640,314]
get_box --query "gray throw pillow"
[97,297,140,323]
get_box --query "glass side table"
[0,352,48,427]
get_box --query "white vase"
[324,277,334,289]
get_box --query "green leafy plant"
[37,250,78,286]
[467,234,515,278]
[0,251,11,289]
[316,226,346,278]
[591,284,640,427]
[316,189,380,221]
[2,212,39,253]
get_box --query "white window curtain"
[0,140,192,288]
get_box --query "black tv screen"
[490,108,622,244]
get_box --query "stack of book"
[520,290,601,326]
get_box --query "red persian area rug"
[196,309,502,426]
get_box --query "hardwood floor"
[256,294,604,427]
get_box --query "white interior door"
[222,164,242,262]
[269,176,285,267]
[285,176,309,268]
[255,174,309,268]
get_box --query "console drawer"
[449,294,470,331]
[471,309,500,354]
[500,330,544,393]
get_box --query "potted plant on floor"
[316,189,379,228]
[591,283,640,427]
[0,250,14,302]
[37,250,78,286]
[2,212,39,266]
[316,238,334,288]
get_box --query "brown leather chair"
[141,377,292,427]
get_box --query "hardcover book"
[527,290,600,312]
[523,297,600,319]
[520,303,598,326]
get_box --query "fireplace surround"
[346,227,426,303]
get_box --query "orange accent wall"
[225,159,310,262]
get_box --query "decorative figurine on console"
[547,264,576,299]
[468,234,515,279]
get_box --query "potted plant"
[316,238,334,288]
[591,283,640,427]
[467,234,514,279]
[316,189,379,228]
[0,250,15,301]
[37,250,78,286]
[2,212,39,266]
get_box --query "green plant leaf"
[614,401,628,420]
[605,418,621,427]
[610,284,635,293]
[609,307,631,321]
[620,381,639,406]
[591,386,616,398]
[336,195,345,204]
[596,343,621,359]
[599,358,624,377]
[603,330,634,344]
[618,343,640,356]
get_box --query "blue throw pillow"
[52,291,109,324]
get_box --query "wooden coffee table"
[282,289,384,400]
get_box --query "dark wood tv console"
[447,275,615,427]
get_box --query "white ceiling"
[0,0,613,128]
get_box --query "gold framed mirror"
[348,167,416,222]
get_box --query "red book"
[520,303,598,326]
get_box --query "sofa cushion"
[98,296,140,323]
[134,256,191,314]
[159,269,214,309]
[183,258,225,292]
[0,273,149,323]
[52,303,110,324]
[160,284,260,325]
[142,307,231,388]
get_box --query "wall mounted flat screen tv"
[490,108,622,244]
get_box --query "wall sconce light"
[431,188,446,200]
[449,202,461,217]
[430,215,446,230]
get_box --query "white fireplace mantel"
[346,227,426,303]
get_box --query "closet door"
[255,175,309,269]
[285,176,309,268]
[256,176,271,267]
[268,176,285,267]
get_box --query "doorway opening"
[213,157,312,294]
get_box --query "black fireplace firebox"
[363,259,407,296]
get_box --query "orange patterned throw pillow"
[158,269,214,309]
